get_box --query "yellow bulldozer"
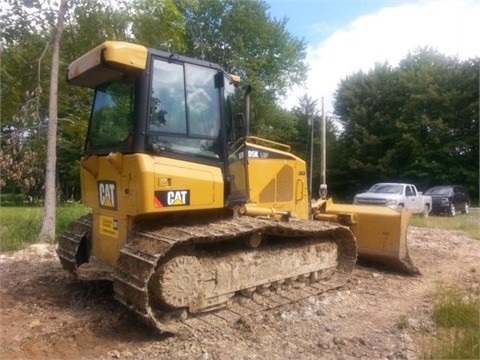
[58,41,418,334]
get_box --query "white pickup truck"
[354,183,432,217]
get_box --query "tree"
[62,0,133,57]
[38,0,70,243]
[131,0,188,52]
[1,4,54,203]
[334,49,479,201]
[0,93,41,201]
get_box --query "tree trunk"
[38,0,69,243]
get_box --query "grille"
[356,198,386,205]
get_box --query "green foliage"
[434,289,479,328]
[57,116,88,200]
[0,91,45,197]
[0,207,43,251]
[410,210,479,240]
[62,0,133,57]
[56,203,91,235]
[0,33,50,124]
[420,286,479,360]
[1,0,137,202]
[334,49,479,201]
[0,0,55,46]
[0,193,31,205]
[252,101,298,142]
[131,0,188,52]
[0,204,90,251]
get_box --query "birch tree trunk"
[38,0,70,243]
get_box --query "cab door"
[405,185,420,213]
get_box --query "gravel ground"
[0,226,479,360]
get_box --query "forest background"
[1,0,478,205]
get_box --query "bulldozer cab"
[81,47,239,156]
[69,41,253,211]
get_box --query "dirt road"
[0,226,478,360]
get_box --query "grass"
[411,209,480,240]
[409,209,480,359]
[0,203,90,251]
[412,211,479,359]
[1,204,477,250]
[420,286,480,360]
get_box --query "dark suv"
[425,185,470,216]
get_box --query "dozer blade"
[313,199,420,275]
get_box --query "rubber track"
[111,217,357,335]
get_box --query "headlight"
[441,198,449,205]
[385,199,398,207]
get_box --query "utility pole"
[320,97,328,199]
[309,115,314,200]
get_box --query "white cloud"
[282,0,480,113]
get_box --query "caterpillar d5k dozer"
[57,41,413,335]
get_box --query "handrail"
[245,136,291,152]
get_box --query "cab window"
[147,58,221,159]
[85,81,135,154]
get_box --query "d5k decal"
[98,181,118,210]
[155,190,190,208]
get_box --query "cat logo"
[98,181,118,210]
[154,190,190,208]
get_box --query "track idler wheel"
[150,256,202,309]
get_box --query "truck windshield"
[147,58,221,159]
[85,81,135,154]
[369,184,403,194]
[425,187,451,195]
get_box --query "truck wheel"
[461,202,469,215]
[422,204,429,218]
[448,203,456,217]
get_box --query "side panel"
[81,154,224,214]
[80,153,225,265]
[239,141,309,219]
[152,159,223,209]
[227,143,249,203]
[92,212,129,266]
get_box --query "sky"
[265,0,480,113]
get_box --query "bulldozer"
[58,41,418,334]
